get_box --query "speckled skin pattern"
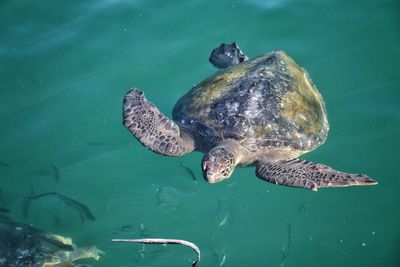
[173,50,328,161]
[256,158,376,191]
[123,89,195,156]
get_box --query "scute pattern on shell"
[172,50,328,154]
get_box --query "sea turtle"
[122,42,377,191]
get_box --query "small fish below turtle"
[0,207,10,214]
[23,191,96,225]
[122,42,377,191]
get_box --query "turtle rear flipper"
[123,88,195,156]
[256,158,377,191]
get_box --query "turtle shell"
[172,50,329,153]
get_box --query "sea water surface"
[0,0,399,266]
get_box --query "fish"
[218,213,230,227]
[22,186,35,219]
[48,160,60,183]
[212,200,233,227]
[298,202,312,214]
[0,161,10,167]
[280,245,287,267]
[24,191,95,225]
[298,202,306,212]
[0,207,10,213]
[37,161,61,182]
[280,224,292,267]
[219,252,226,266]
[178,161,198,182]
[211,244,227,266]
[118,225,134,232]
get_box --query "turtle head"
[209,42,248,69]
[202,147,236,183]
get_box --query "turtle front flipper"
[123,88,195,156]
[255,158,377,191]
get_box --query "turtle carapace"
[122,42,376,191]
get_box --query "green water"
[1,0,399,266]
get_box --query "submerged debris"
[112,238,201,267]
